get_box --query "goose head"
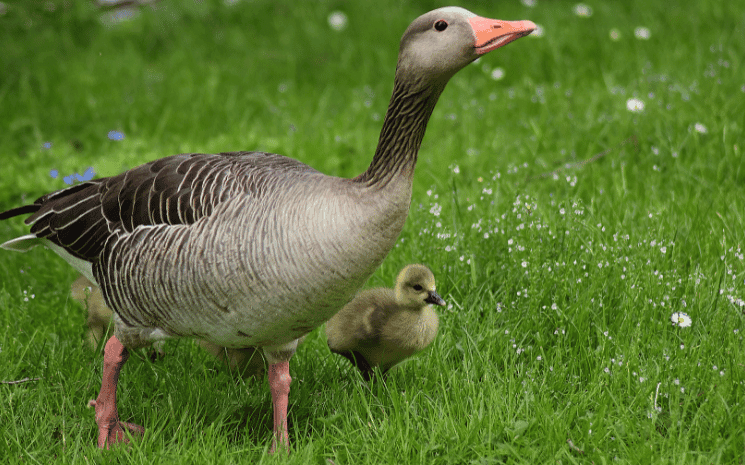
[395,7,536,90]
[394,264,446,309]
[360,7,535,185]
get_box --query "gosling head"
[394,264,446,309]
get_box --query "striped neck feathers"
[355,73,447,188]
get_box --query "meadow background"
[1,0,744,463]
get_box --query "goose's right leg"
[88,335,144,448]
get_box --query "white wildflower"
[327,11,348,31]
[634,26,651,40]
[670,312,692,328]
[626,98,645,113]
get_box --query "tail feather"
[0,204,39,221]
[0,234,44,252]
[0,205,43,251]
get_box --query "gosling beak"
[425,290,446,306]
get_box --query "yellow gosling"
[326,264,445,379]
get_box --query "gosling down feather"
[0,7,534,452]
[326,264,446,380]
[71,275,115,350]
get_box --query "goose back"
[19,152,317,261]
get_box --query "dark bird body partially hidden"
[0,7,535,452]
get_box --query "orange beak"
[468,17,537,55]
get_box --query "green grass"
[1,0,744,463]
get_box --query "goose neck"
[356,76,445,187]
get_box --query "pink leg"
[88,335,144,448]
[267,361,291,454]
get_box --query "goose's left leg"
[264,340,300,454]
[89,335,144,448]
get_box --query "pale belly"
[103,179,410,349]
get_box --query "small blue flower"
[42,142,52,149]
[55,167,96,185]
[81,167,96,181]
[108,130,125,141]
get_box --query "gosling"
[326,264,445,380]
[71,275,114,349]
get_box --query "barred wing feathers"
[2,151,319,263]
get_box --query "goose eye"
[413,284,423,291]
[434,20,448,32]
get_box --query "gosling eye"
[434,20,448,32]
[413,284,423,291]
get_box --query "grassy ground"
[1,0,744,463]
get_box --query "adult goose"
[0,7,535,452]
[326,264,445,380]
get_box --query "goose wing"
[1,151,319,262]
